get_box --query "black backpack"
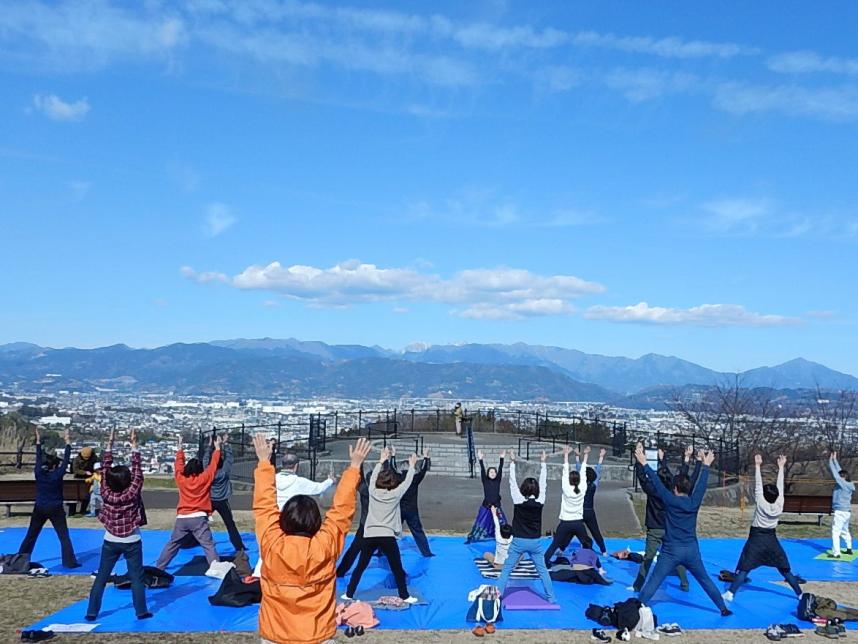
[585,603,614,626]
[208,568,261,608]
[798,593,817,621]
[114,566,174,590]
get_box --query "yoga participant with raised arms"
[544,445,591,566]
[634,444,732,616]
[495,450,556,605]
[722,454,802,602]
[829,451,855,559]
[578,447,607,555]
[342,446,420,603]
[252,433,372,644]
[466,449,507,543]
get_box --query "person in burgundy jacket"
[86,428,151,620]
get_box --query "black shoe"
[591,629,611,642]
[84,615,96,622]
[721,608,734,617]
[136,612,153,620]
[355,625,365,636]
[65,562,82,569]
[845,549,853,555]
[345,626,355,638]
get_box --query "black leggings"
[211,498,245,552]
[583,509,607,554]
[729,568,802,597]
[18,504,79,567]
[337,525,366,578]
[346,536,409,599]
[544,519,592,565]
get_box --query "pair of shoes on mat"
[815,624,843,639]
[472,623,497,637]
[591,629,611,642]
[656,624,682,637]
[344,625,365,637]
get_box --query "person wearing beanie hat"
[73,446,99,514]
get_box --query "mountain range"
[0,339,855,403]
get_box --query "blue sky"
[1,0,857,374]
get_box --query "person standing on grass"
[634,444,732,616]
[722,454,802,602]
[466,449,507,543]
[18,426,81,569]
[342,447,420,603]
[154,434,221,572]
[252,433,372,644]
[204,435,246,554]
[579,447,607,554]
[829,451,855,559]
[544,446,592,565]
[496,450,556,605]
[86,428,151,621]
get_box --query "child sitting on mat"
[86,428,151,621]
[252,434,371,644]
[483,505,513,569]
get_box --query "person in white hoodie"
[253,449,335,578]
[543,445,592,565]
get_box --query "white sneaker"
[626,585,636,591]
[721,591,734,602]
[404,596,419,604]
[340,593,354,601]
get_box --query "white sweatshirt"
[558,456,588,521]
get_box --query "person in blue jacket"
[634,444,731,616]
[18,426,81,568]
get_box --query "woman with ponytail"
[543,445,592,565]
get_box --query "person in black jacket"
[631,446,698,593]
[466,450,507,543]
[392,447,434,557]
[336,463,371,577]
[18,426,81,568]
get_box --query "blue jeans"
[86,539,148,618]
[496,537,556,604]
[639,541,726,612]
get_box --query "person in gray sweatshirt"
[203,436,245,553]
[829,451,855,558]
[342,447,419,603]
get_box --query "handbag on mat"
[466,585,503,623]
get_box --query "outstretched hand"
[540,450,547,463]
[33,425,41,444]
[599,447,607,461]
[380,446,390,463]
[63,428,70,445]
[562,445,572,458]
[177,435,183,452]
[634,444,646,466]
[777,455,787,468]
[508,450,516,463]
[252,434,272,463]
[500,449,506,459]
[684,446,693,462]
[754,454,762,466]
[583,445,591,456]
[349,438,372,468]
[702,451,716,467]
[657,448,665,462]
[130,428,137,450]
[423,448,430,459]
[478,449,484,461]
[408,453,419,469]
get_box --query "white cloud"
[768,51,858,76]
[712,82,858,122]
[585,302,800,327]
[571,31,755,59]
[702,197,771,234]
[32,94,90,121]
[534,65,581,93]
[183,259,604,319]
[203,202,236,237]
[604,68,699,102]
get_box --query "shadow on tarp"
[16,531,858,633]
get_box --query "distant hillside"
[0,339,855,401]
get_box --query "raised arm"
[479,452,487,482]
[508,459,525,504]
[221,442,234,477]
[776,455,785,499]
[55,444,71,481]
[174,435,185,481]
[497,455,504,481]
[635,461,655,495]
[252,437,283,560]
[830,455,850,488]
[491,506,502,535]
[537,453,548,504]
[690,452,714,506]
[754,455,764,503]
[393,457,417,501]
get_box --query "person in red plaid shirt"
[86,428,152,621]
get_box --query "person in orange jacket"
[252,433,372,644]
[154,434,221,571]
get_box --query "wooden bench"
[0,479,89,518]
[782,494,833,526]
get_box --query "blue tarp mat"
[10,529,857,633]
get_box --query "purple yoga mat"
[502,587,561,611]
